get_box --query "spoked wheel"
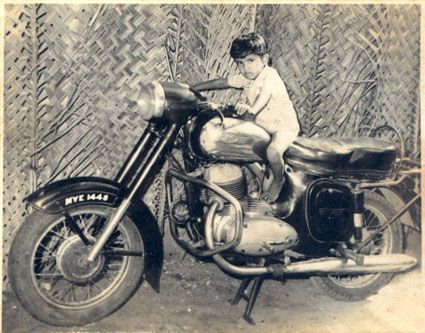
[311,191,403,301]
[9,205,145,326]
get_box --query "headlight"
[135,81,165,120]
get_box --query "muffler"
[282,254,417,275]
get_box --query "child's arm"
[235,88,272,115]
[191,78,229,92]
[191,74,248,92]
[250,89,272,115]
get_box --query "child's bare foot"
[261,182,281,203]
[262,172,274,191]
[261,175,284,203]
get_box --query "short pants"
[267,129,299,157]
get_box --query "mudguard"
[25,176,163,292]
[377,187,417,229]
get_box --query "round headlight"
[135,81,165,120]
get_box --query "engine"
[203,163,298,256]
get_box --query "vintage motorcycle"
[9,81,418,326]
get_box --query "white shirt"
[228,66,300,134]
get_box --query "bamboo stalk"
[30,4,39,192]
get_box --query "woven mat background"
[3,4,420,284]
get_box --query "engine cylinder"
[204,164,247,200]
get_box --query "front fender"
[25,177,127,214]
[25,177,163,292]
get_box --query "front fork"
[87,123,178,262]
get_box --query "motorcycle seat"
[284,137,397,179]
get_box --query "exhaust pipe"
[282,254,417,275]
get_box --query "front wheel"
[9,205,145,326]
[311,191,403,301]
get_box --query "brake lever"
[197,101,226,127]
[209,102,225,127]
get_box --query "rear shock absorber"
[353,190,364,242]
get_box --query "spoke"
[64,212,91,245]
[86,214,98,232]
[64,224,72,238]
[90,281,106,292]
[48,265,62,285]
[35,273,63,277]
[79,214,91,231]
[106,264,124,272]
[364,211,376,228]
[34,257,52,272]
[93,218,104,236]
[81,214,90,234]
[100,266,118,282]
[55,220,70,239]
[87,282,92,300]
[51,284,73,302]
[107,263,124,267]
[366,226,381,230]
[39,243,57,257]
[34,254,56,260]
[70,285,76,303]
[48,229,66,240]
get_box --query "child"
[191,33,300,202]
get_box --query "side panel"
[25,177,163,292]
[305,179,355,242]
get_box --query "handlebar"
[189,87,207,101]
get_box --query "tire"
[311,191,403,302]
[8,205,145,326]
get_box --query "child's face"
[234,54,268,80]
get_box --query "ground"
[2,232,423,333]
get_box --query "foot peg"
[230,277,265,325]
[331,244,364,265]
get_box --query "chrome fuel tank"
[196,117,271,162]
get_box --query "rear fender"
[376,187,417,229]
[25,177,163,292]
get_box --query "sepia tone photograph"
[2,1,424,332]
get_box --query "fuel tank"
[195,117,271,162]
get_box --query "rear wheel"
[9,205,145,326]
[311,191,403,301]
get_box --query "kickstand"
[230,276,265,325]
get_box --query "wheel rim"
[329,203,393,288]
[31,207,137,309]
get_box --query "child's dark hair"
[230,33,269,59]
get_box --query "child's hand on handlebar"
[235,103,252,115]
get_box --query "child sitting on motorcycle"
[191,32,300,202]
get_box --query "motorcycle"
[8,81,418,326]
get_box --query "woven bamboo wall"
[3,4,420,283]
[256,4,420,151]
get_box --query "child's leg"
[263,130,298,202]
[264,144,284,201]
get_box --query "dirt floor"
[2,231,423,333]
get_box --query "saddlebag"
[284,137,396,180]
